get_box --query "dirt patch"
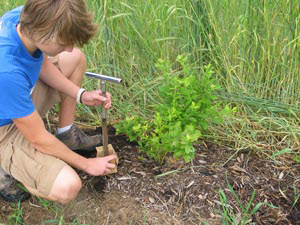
[0,126,300,224]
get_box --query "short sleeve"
[0,72,34,119]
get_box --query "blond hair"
[19,0,98,47]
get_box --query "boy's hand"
[84,155,117,176]
[81,90,111,109]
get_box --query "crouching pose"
[0,0,116,204]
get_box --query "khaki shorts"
[0,56,67,196]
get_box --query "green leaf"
[271,148,293,159]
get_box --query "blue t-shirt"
[0,6,44,126]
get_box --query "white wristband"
[76,88,86,104]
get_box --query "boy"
[0,0,117,204]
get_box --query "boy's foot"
[56,125,102,151]
[0,167,31,202]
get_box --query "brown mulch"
[0,125,300,225]
[100,129,300,225]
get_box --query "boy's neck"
[16,24,38,56]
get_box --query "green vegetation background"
[2,0,299,153]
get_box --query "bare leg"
[57,48,87,128]
[54,48,102,151]
[24,165,82,204]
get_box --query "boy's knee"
[55,175,82,204]
[57,48,87,80]
[72,48,86,67]
[49,166,82,204]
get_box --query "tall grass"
[201,0,300,151]
[84,0,213,118]
[84,0,300,103]
[210,0,299,102]
[0,0,24,13]
[1,0,299,151]
[83,0,300,151]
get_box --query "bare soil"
[1,126,300,225]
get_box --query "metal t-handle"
[85,72,122,156]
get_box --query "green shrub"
[115,55,230,163]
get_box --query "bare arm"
[39,56,111,108]
[13,111,116,175]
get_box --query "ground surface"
[0,126,300,225]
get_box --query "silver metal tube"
[101,80,108,156]
[100,80,107,119]
[85,72,122,83]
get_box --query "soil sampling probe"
[86,72,122,175]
